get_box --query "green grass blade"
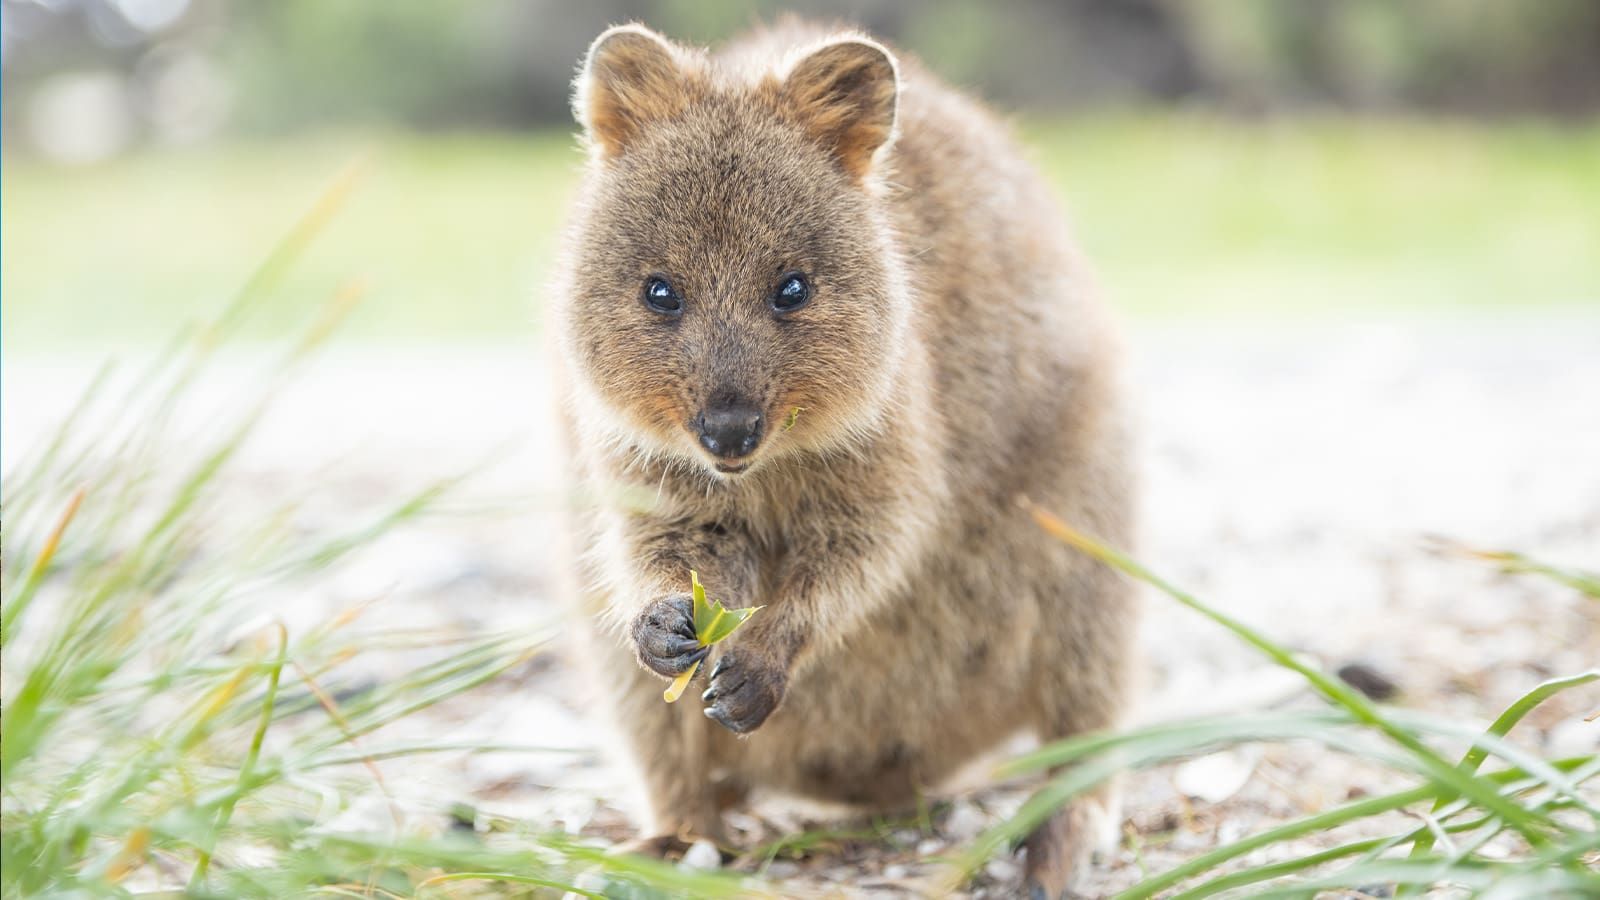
[1146,756,1596,899]
[1168,837,1394,900]
[1118,784,1436,899]
[1406,669,1600,866]
[414,872,606,898]
[190,625,288,890]
[999,709,1355,777]
[202,157,368,344]
[951,711,1402,883]
[0,487,85,646]
[1434,539,1600,598]
[1248,857,1599,898]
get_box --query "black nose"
[697,404,764,459]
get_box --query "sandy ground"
[5,316,1598,896]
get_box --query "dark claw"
[704,705,746,733]
[646,644,708,676]
[664,635,700,656]
[641,637,703,672]
[672,644,711,671]
[700,686,717,703]
[705,655,747,693]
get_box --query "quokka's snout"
[695,398,764,462]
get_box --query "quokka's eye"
[642,276,683,315]
[771,272,810,313]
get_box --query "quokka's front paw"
[632,594,709,678]
[701,646,787,734]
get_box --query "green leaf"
[663,659,702,704]
[689,570,761,647]
[664,572,762,703]
[692,570,716,637]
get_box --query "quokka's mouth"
[713,461,750,475]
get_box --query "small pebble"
[883,864,909,879]
[1336,661,1399,700]
[1167,830,1208,852]
[764,861,800,878]
[679,839,721,871]
[563,870,608,900]
[983,857,1018,881]
[448,802,477,833]
[943,802,989,841]
[1217,819,1247,844]
[916,837,946,856]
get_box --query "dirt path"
[6,317,1598,896]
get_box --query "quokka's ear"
[574,24,695,159]
[781,37,900,180]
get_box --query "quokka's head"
[556,23,910,478]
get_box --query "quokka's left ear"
[574,23,699,160]
[780,36,900,180]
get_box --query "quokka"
[549,20,1138,896]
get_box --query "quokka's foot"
[613,832,696,861]
[1020,793,1119,899]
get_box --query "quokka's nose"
[697,405,764,459]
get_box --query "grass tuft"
[949,498,1600,898]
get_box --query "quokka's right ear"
[781,36,900,181]
[574,24,697,160]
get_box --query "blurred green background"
[4,0,1599,347]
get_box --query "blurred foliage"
[4,114,1598,347]
[5,2,1598,343]
[1180,0,1600,115]
[3,0,1600,154]
[222,3,532,133]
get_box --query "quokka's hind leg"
[1020,779,1122,899]
[1021,565,1137,896]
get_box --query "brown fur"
[550,20,1138,897]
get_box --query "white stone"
[1174,748,1258,804]
[943,801,990,841]
[679,838,721,871]
[983,857,1019,881]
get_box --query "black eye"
[642,276,683,315]
[771,272,810,313]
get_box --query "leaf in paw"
[701,647,786,733]
[633,594,709,677]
